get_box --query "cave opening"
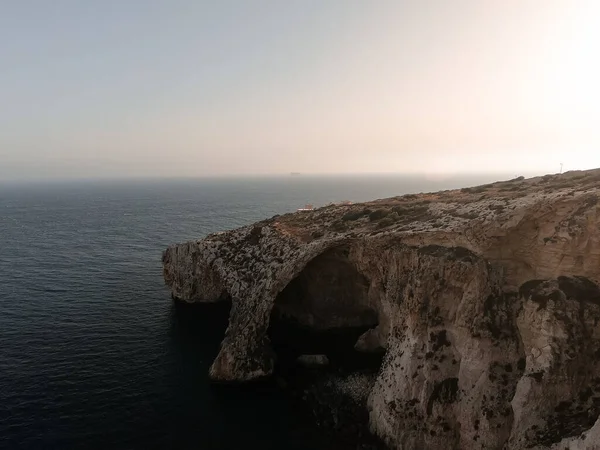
[268,245,383,376]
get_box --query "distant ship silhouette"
[290,172,301,176]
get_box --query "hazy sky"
[1,1,599,179]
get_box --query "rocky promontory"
[163,169,600,449]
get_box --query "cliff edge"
[163,169,600,450]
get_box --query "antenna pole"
[559,163,563,174]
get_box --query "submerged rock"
[297,354,330,367]
[163,169,600,449]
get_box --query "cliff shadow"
[169,299,233,361]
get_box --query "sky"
[1,0,599,180]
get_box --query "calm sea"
[0,174,509,449]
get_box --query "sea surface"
[0,174,512,449]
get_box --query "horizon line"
[0,168,587,185]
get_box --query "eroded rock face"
[510,277,600,449]
[163,169,600,449]
[362,244,523,450]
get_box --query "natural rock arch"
[268,244,381,369]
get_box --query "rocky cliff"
[163,169,600,450]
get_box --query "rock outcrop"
[163,169,600,449]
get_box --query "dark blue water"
[0,175,506,449]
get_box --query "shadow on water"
[166,300,342,450]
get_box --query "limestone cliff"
[163,169,600,449]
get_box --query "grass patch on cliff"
[392,204,429,216]
[377,217,395,229]
[369,209,389,221]
[342,209,371,221]
[330,220,348,232]
[461,185,491,194]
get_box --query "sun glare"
[539,2,600,129]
